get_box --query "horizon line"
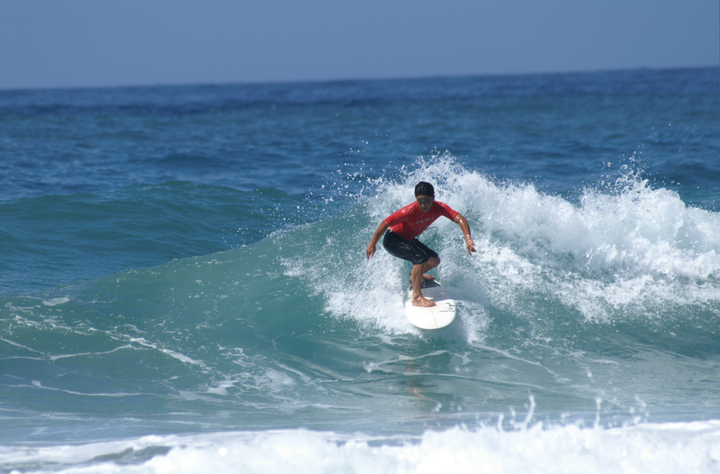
[1,64,717,93]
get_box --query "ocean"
[1,67,719,473]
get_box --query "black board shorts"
[382,230,438,265]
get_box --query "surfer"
[366,182,476,307]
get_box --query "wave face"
[1,67,719,472]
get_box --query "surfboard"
[405,279,456,329]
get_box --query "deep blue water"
[1,67,720,473]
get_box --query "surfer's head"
[415,182,435,213]
[414,182,435,198]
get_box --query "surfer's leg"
[382,231,437,307]
[421,256,440,280]
[411,263,436,307]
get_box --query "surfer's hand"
[465,237,476,255]
[366,243,376,260]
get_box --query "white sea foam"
[4,422,720,473]
[42,297,70,306]
[282,156,720,338]
[376,158,720,323]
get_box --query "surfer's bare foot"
[412,296,436,307]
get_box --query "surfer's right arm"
[366,221,389,260]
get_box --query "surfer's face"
[416,195,434,213]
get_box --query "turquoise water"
[1,67,720,472]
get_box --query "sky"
[0,0,718,90]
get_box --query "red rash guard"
[384,201,459,240]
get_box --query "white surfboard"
[405,280,456,329]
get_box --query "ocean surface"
[1,67,719,473]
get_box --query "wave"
[3,421,720,473]
[285,157,720,337]
[5,154,720,369]
[0,182,315,293]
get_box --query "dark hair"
[414,181,435,197]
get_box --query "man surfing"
[366,182,476,307]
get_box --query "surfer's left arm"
[453,214,476,255]
[366,221,389,260]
